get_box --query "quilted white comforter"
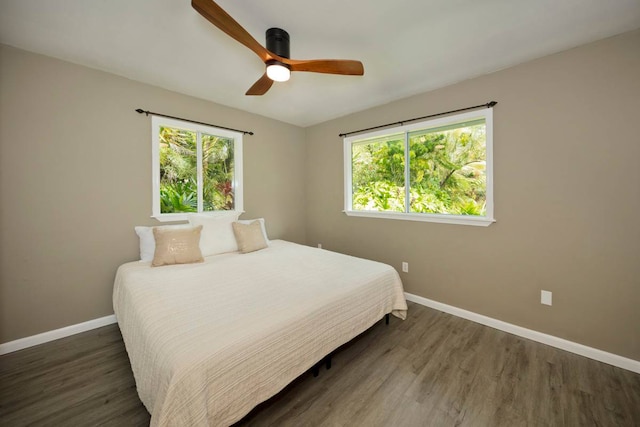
[113,240,407,426]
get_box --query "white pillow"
[135,224,191,262]
[188,212,241,256]
[237,218,269,243]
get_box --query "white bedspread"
[113,240,407,426]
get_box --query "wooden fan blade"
[192,0,271,62]
[246,73,274,96]
[285,59,364,75]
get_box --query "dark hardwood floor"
[1,302,639,426]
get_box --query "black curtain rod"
[135,109,254,136]
[338,101,497,138]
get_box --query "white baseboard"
[0,314,117,355]
[404,292,640,374]
[3,297,639,375]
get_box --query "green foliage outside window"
[159,126,235,213]
[351,120,486,215]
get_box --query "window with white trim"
[151,116,243,222]
[344,109,494,226]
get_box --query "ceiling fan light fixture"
[266,61,291,82]
[192,0,363,95]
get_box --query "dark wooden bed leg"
[312,363,320,377]
[385,313,390,325]
[326,355,332,370]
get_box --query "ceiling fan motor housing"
[266,28,290,59]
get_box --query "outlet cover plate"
[541,290,552,306]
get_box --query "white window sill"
[343,210,495,227]
[152,210,244,223]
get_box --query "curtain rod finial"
[488,101,497,107]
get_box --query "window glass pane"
[351,134,405,212]
[408,119,486,215]
[159,126,197,213]
[202,134,235,211]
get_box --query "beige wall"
[0,45,307,343]
[305,30,640,360]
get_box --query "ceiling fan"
[192,0,365,95]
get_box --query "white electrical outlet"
[402,262,409,273]
[317,243,322,249]
[541,290,552,306]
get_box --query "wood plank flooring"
[1,302,639,426]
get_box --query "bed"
[113,239,407,426]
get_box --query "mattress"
[113,240,407,426]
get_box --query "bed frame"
[310,313,390,377]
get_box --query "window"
[344,109,494,226]
[151,116,243,221]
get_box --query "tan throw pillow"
[152,225,204,267]
[232,220,268,254]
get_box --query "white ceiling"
[1,0,639,127]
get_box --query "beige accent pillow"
[237,218,269,244]
[232,221,268,254]
[152,225,204,267]
[135,224,191,262]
